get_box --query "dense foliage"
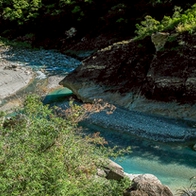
[0,95,130,195]
[0,0,196,48]
[135,4,196,38]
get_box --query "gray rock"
[103,160,125,180]
[124,174,173,196]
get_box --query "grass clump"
[0,94,130,196]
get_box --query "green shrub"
[0,95,130,196]
[0,36,32,48]
[135,4,196,39]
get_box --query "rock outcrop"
[59,32,196,120]
[59,36,154,101]
[60,32,196,104]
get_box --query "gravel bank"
[86,106,196,143]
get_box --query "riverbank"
[82,104,196,143]
[0,63,34,100]
[0,45,80,112]
[0,45,34,100]
[1,44,196,143]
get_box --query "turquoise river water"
[45,88,196,194]
[2,52,196,195]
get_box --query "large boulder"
[60,32,196,104]
[59,36,155,102]
[59,32,196,123]
[96,162,174,195]
[124,174,173,196]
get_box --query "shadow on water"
[81,121,196,169]
[80,121,196,192]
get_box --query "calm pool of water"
[82,123,196,194]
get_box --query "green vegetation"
[135,4,196,39]
[2,0,42,25]
[0,36,32,48]
[0,0,195,48]
[0,95,130,196]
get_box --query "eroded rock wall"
[60,32,196,118]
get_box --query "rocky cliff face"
[60,32,196,120]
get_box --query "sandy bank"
[0,45,35,102]
[0,65,34,100]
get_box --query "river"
[1,48,196,194]
[83,122,196,193]
[45,86,196,194]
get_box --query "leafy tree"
[2,0,42,24]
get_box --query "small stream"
[2,49,196,194]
